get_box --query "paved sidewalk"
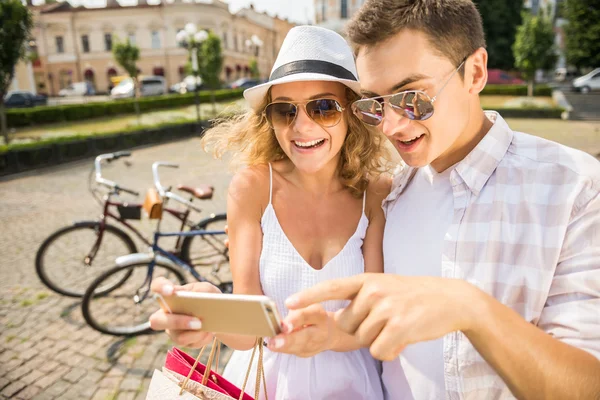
[0,138,233,399]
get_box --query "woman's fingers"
[151,276,176,296]
[168,329,214,349]
[149,309,203,331]
[282,304,328,332]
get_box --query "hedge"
[0,121,207,176]
[481,84,552,96]
[6,88,244,128]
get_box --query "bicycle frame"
[83,190,195,266]
[134,229,226,304]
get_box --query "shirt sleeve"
[537,188,600,359]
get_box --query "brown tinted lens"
[352,100,383,126]
[305,99,343,127]
[389,91,434,121]
[265,102,297,128]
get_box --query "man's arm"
[464,286,600,400]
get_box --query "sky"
[31,0,316,24]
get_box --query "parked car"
[169,75,204,94]
[111,76,166,99]
[226,78,261,90]
[3,90,47,108]
[58,81,95,97]
[487,69,525,85]
[572,68,600,94]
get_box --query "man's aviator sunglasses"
[351,59,466,126]
[264,99,345,129]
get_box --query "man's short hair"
[347,0,486,68]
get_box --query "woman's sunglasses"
[264,99,345,129]
[351,59,466,126]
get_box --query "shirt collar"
[383,111,514,207]
[455,111,514,196]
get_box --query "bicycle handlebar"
[94,152,138,196]
[152,161,203,213]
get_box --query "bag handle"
[238,337,267,400]
[179,337,268,400]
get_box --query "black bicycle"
[81,162,233,336]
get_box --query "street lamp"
[176,23,208,123]
[245,35,263,79]
[245,34,263,57]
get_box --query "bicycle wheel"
[35,221,137,297]
[181,213,229,268]
[82,262,187,336]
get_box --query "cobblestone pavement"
[1,131,599,400]
[0,138,234,400]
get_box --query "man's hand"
[149,277,222,348]
[285,273,480,361]
[266,304,336,357]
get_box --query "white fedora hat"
[243,25,361,111]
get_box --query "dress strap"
[362,189,366,213]
[268,163,273,205]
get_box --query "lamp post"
[245,35,263,78]
[176,23,208,123]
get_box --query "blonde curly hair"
[202,85,390,197]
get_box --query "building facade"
[13,0,295,96]
[313,0,364,34]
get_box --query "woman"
[150,25,391,399]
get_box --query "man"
[280,0,600,398]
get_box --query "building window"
[151,31,161,49]
[104,33,112,51]
[341,0,348,18]
[56,36,64,53]
[233,31,238,51]
[222,31,228,49]
[321,0,326,22]
[81,35,90,53]
[128,33,136,46]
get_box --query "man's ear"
[466,47,488,95]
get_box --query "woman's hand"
[267,304,337,357]
[149,277,222,348]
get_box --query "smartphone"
[156,291,282,337]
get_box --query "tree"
[199,32,223,115]
[473,0,523,70]
[563,0,600,70]
[0,0,33,145]
[112,38,141,121]
[513,11,557,96]
[249,58,260,79]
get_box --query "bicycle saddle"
[177,184,214,200]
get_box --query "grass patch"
[36,292,50,301]
[6,335,16,343]
[20,299,33,307]
[480,96,555,109]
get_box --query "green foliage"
[513,11,558,81]
[249,58,259,79]
[0,0,34,143]
[473,0,523,70]
[112,39,140,79]
[563,0,600,69]
[481,84,552,96]
[199,32,224,90]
